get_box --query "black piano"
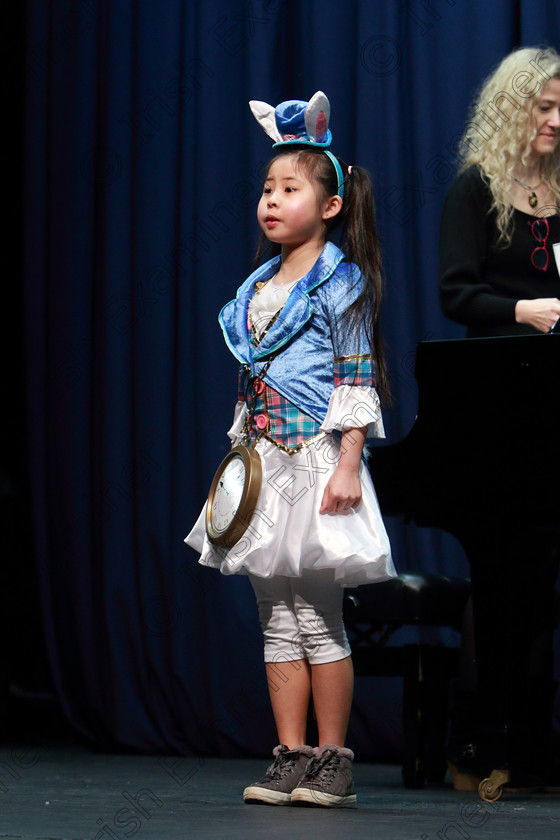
[369,334,560,796]
[372,333,560,536]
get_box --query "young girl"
[186,91,395,808]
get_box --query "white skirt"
[185,431,395,588]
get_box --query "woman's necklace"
[512,174,542,208]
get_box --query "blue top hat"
[249,91,345,197]
[249,91,332,148]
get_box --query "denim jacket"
[219,241,374,424]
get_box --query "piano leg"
[478,769,510,802]
[456,521,560,798]
[446,596,480,791]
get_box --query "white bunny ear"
[249,100,282,143]
[304,91,330,144]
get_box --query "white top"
[248,276,298,339]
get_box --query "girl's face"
[257,155,332,249]
[530,78,560,158]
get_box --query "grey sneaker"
[243,744,314,805]
[291,744,357,808]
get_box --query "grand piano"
[372,333,560,534]
[370,333,560,799]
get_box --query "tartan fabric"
[237,366,246,402]
[236,318,322,450]
[239,370,322,450]
[334,355,376,387]
[236,317,374,450]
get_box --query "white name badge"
[553,241,560,275]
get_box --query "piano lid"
[370,334,560,529]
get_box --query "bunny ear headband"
[249,91,347,199]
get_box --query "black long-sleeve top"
[439,165,560,337]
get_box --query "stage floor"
[1,745,560,839]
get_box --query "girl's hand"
[320,466,362,514]
[515,298,560,332]
[319,425,367,514]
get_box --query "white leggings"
[249,568,352,665]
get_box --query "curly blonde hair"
[459,46,560,244]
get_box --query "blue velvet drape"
[24,0,560,756]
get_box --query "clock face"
[206,444,262,548]
[210,455,246,533]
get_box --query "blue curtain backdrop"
[23,0,560,757]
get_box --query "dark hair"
[254,147,389,403]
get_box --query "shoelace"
[303,750,340,784]
[261,749,300,781]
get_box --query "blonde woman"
[440,46,560,336]
[439,46,560,793]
